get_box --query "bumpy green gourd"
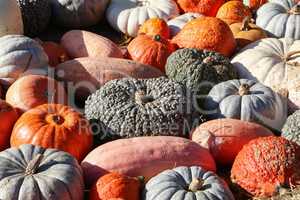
[282,110,300,145]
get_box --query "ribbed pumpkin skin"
[0,144,84,200]
[231,136,300,197]
[176,0,225,16]
[89,173,141,200]
[282,110,300,146]
[144,166,234,200]
[11,104,93,162]
[81,136,216,187]
[17,0,51,36]
[191,118,274,165]
[138,18,170,39]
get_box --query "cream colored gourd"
[106,0,179,37]
[0,0,23,37]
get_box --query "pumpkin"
[231,38,300,112]
[191,118,274,165]
[256,0,300,39]
[55,57,164,105]
[11,103,93,161]
[230,17,267,49]
[167,13,202,37]
[282,110,300,146]
[216,1,252,25]
[0,144,84,200]
[81,136,216,187]
[0,0,23,37]
[17,0,51,36]
[61,30,123,59]
[127,35,176,72]
[172,17,236,57]
[138,18,170,39]
[6,75,67,112]
[176,0,225,16]
[50,0,109,28]
[89,172,142,200]
[0,100,19,151]
[0,35,49,89]
[42,41,69,67]
[143,166,234,200]
[231,136,300,197]
[204,79,287,131]
[243,0,267,11]
[105,0,179,37]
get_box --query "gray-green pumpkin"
[17,0,51,36]
[282,110,300,145]
[143,166,235,200]
[0,144,84,200]
[85,77,193,141]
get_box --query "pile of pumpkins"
[2,0,300,199]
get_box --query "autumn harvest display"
[3,0,300,199]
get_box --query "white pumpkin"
[167,13,203,37]
[231,37,300,111]
[256,0,300,39]
[0,0,23,37]
[106,0,179,37]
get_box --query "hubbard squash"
[41,41,69,67]
[61,30,123,59]
[176,0,225,16]
[138,18,170,39]
[81,136,216,187]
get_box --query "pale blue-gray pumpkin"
[204,79,286,131]
[143,166,235,200]
[0,144,84,200]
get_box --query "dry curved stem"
[288,4,300,15]
[25,153,44,175]
[240,17,251,31]
[189,178,204,192]
[238,84,250,96]
[284,50,300,62]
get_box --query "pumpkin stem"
[240,17,251,31]
[284,50,300,62]
[135,90,154,105]
[189,178,204,192]
[289,4,300,15]
[153,35,161,41]
[59,54,67,63]
[238,84,250,96]
[52,115,64,125]
[25,153,44,176]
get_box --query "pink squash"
[81,136,216,187]
[190,119,274,165]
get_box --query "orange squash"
[172,17,236,57]
[127,34,176,72]
[138,18,170,39]
[89,172,142,200]
[41,41,69,67]
[176,0,225,16]
[243,0,267,11]
[216,1,252,25]
[11,104,93,162]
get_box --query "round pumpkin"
[143,166,234,200]
[6,75,67,112]
[231,136,300,197]
[61,30,123,59]
[127,35,176,72]
[230,17,267,49]
[204,79,287,131]
[17,0,51,36]
[50,0,109,28]
[0,0,23,37]
[106,0,179,37]
[0,35,49,89]
[243,0,267,11]
[42,41,70,67]
[11,103,93,161]
[176,0,225,16]
[138,18,170,39]
[191,118,274,165]
[167,13,202,37]
[0,144,84,200]
[256,0,300,39]
[0,100,19,151]
[90,172,142,200]
[282,110,300,146]
[81,136,216,187]
[216,1,252,25]
[85,77,191,140]
[172,17,236,57]
[231,38,300,112]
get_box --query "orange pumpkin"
[89,172,142,200]
[216,1,252,25]
[6,75,67,112]
[243,0,267,11]
[11,104,93,162]
[172,17,236,57]
[0,100,19,151]
[41,41,69,67]
[176,0,225,16]
[127,34,176,72]
[138,18,170,39]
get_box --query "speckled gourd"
[282,110,300,145]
